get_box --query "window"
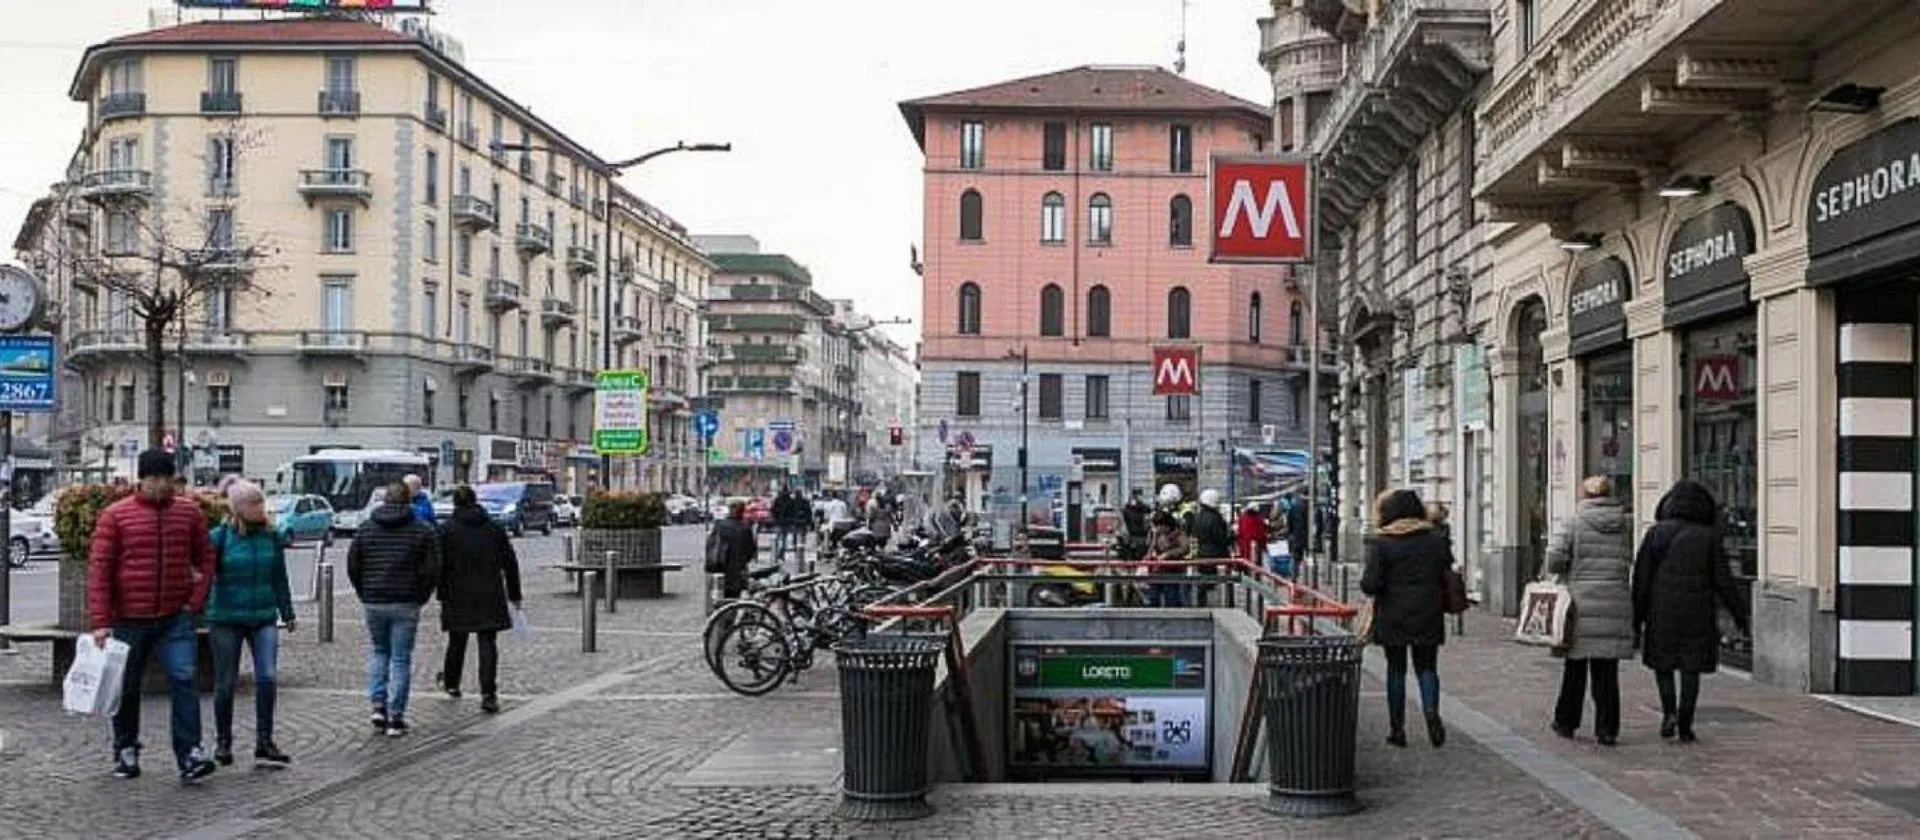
[423,219,438,263]
[324,137,353,171]
[423,382,435,425]
[518,394,529,437]
[518,315,530,357]
[491,112,505,159]
[1041,192,1066,243]
[1249,292,1263,343]
[325,383,350,410]
[105,210,137,255]
[1405,157,1420,262]
[324,56,355,94]
[206,135,236,195]
[1291,383,1304,427]
[424,149,439,203]
[208,56,236,96]
[1042,122,1066,171]
[488,245,502,280]
[1090,123,1113,171]
[957,282,982,335]
[1461,108,1476,227]
[544,394,554,438]
[956,372,981,416]
[489,391,500,431]
[457,384,470,428]
[321,277,352,332]
[206,208,233,250]
[1167,286,1191,339]
[207,384,232,412]
[1085,375,1110,420]
[106,58,142,96]
[1038,373,1062,420]
[423,287,438,337]
[959,189,983,241]
[426,73,441,111]
[456,232,472,275]
[1039,283,1064,337]
[118,381,137,421]
[959,120,984,169]
[107,136,140,172]
[324,207,354,252]
[1517,1,1537,52]
[1289,300,1304,345]
[1088,193,1113,244]
[1166,394,1191,422]
[1086,285,1111,337]
[455,296,471,344]
[206,287,233,331]
[1248,379,1262,423]
[460,91,475,136]
[1169,124,1192,172]
[1169,194,1193,246]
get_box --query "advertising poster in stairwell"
[1007,643,1211,774]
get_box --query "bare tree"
[58,119,281,449]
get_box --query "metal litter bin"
[834,635,943,821]
[1258,634,1365,817]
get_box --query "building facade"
[1260,2,1495,568]
[901,66,1333,520]
[1473,0,1920,695]
[855,325,918,481]
[25,15,708,492]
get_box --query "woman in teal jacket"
[205,480,295,767]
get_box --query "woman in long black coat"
[436,485,523,713]
[1360,488,1455,748]
[1632,479,1748,743]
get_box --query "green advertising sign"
[592,369,650,455]
[1036,656,1177,690]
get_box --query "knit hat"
[137,448,177,479]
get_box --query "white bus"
[284,449,432,533]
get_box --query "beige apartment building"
[19,16,708,493]
[1473,0,1920,696]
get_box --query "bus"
[285,449,432,534]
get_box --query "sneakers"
[254,741,292,767]
[480,695,500,714]
[437,671,462,699]
[1425,712,1447,748]
[179,747,218,784]
[385,718,409,738]
[215,738,235,767]
[112,746,141,779]
[370,705,389,731]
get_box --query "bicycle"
[704,567,884,696]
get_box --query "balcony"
[709,375,795,394]
[1259,9,1344,98]
[613,315,644,345]
[710,313,806,333]
[323,405,350,426]
[317,90,361,116]
[540,297,577,328]
[1280,344,1341,380]
[75,169,153,204]
[656,327,686,350]
[187,247,253,279]
[566,245,597,276]
[67,329,144,364]
[569,186,587,208]
[649,384,689,409]
[296,330,368,357]
[184,330,249,357]
[199,91,242,114]
[613,257,636,281]
[562,366,596,394]
[546,173,565,196]
[297,169,372,205]
[716,283,831,314]
[514,222,552,255]
[709,343,804,364]
[98,92,145,121]
[591,199,606,220]
[452,342,494,375]
[451,194,496,230]
[485,278,523,312]
[1304,0,1492,234]
[1474,0,1830,218]
[507,355,554,387]
[658,279,678,301]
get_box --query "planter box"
[579,528,663,568]
[58,560,87,631]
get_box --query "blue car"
[268,494,336,543]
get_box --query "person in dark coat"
[347,481,441,737]
[709,500,759,599]
[1361,488,1454,748]
[1633,479,1749,743]
[434,485,522,714]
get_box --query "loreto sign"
[1151,346,1200,395]
[1209,154,1313,263]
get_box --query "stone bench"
[553,562,685,599]
[2,623,215,692]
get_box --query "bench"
[552,562,685,599]
[1,623,215,692]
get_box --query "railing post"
[582,570,600,653]
[603,550,618,614]
[316,562,335,643]
[1339,565,1351,605]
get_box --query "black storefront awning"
[1808,223,1920,288]
[1806,119,1920,288]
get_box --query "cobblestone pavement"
[5,540,1919,838]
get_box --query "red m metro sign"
[1209,154,1314,264]
[1152,347,1200,396]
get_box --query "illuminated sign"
[176,0,432,10]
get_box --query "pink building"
[900,66,1331,511]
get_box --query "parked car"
[552,495,579,527]
[268,494,337,543]
[475,481,557,536]
[664,493,704,523]
[7,507,55,568]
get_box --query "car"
[475,481,557,536]
[7,508,55,568]
[664,493,703,523]
[267,494,336,543]
[552,495,579,527]
[432,489,456,522]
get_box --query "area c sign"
[1209,154,1314,264]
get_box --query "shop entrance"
[1682,314,1758,671]
[1515,299,1550,582]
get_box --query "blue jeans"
[773,526,791,563]
[210,621,280,746]
[110,612,203,770]
[1382,644,1441,734]
[363,603,421,721]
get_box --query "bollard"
[317,562,335,643]
[704,572,721,615]
[1339,565,1351,605]
[581,570,600,652]
[308,543,328,602]
[563,533,576,565]
[603,550,618,614]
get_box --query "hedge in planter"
[579,491,666,568]
[52,485,229,630]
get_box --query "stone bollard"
[317,563,335,643]
[581,570,600,653]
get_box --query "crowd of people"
[85,449,523,783]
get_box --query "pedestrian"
[1236,503,1270,572]
[347,480,441,737]
[404,474,435,525]
[1282,492,1309,567]
[1188,489,1232,606]
[708,500,758,599]
[434,485,522,714]
[1545,476,1634,746]
[87,448,220,782]
[1360,488,1453,748]
[205,479,295,767]
[1633,479,1749,743]
[1144,509,1190,607]
[1118,490,1151,561]
[865,496,894,545]
[769,488,795,564]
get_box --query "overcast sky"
[0,0,1274,346]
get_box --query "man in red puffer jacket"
[87,448,219,783]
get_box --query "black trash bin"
[1258,634,1365,817]
[834,635,944,821]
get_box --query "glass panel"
[322,281,350,331]
[1580,350,1634,507]
[1682,314,1758,669]
[209,58,236,94]
[325,138,352,170]
[326,56,354,93]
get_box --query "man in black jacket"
[347,481,441,738]
[708,500,758,599]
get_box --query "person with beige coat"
[1545,476,1635,745]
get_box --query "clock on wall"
[0,266,47,334]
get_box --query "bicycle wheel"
[712,610,792,696]
[705,600,776,677]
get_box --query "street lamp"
[1005,345,1029,530]
[493,140,730,490]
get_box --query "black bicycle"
[704,568,885,696]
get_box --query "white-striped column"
[1836,293,1917,696]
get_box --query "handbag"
[1443,567,1470,615]
[1350,599,1375,643]
[1514,577,1575,647]
[63,637,130,716]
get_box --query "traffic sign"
[0,335,55,412]
[1152,346,1200,395]
[705,446,726,464]
[693,410,720,439]
[745,428,766,461]
[592,369,650,455]
[772,429,794,454]
[1209,154,1314,264]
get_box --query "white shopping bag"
[63,637,130,716]
[510,606,530,641]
